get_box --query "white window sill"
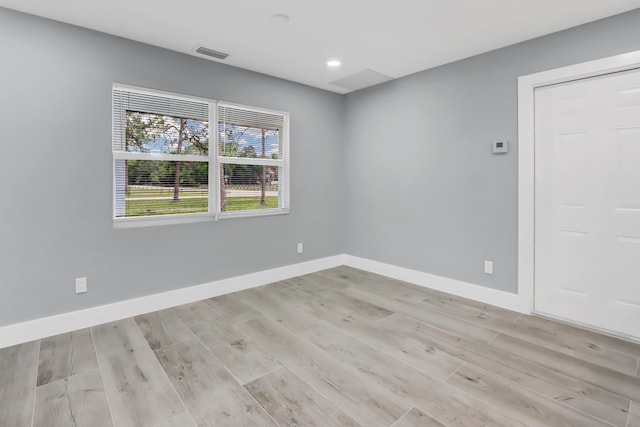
[113,213,215,229]
[113,209,290,228]
[217,208,290,220]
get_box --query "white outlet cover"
[75,277,87,293]
[484,261,494,275]
[297,243,304,254]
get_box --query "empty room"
[1,1,640,426]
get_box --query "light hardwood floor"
[1,266,640,426]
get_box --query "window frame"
[216,101,291,220]
[112,84,290,228]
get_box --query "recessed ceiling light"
[327,60,341,67]
[271,13,290,24]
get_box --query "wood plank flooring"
[1,266,640,426]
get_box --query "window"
[112,85,289,226]
[218,103,289,215]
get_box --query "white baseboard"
[0,255,344,349]
[0,253,529,349]
[343,255,529,313]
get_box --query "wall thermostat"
[492,141,508,154]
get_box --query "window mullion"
[210,101,219,218]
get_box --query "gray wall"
[0,8,345,326]
[343,9,640,293]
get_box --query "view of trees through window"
[113,87,288,221]
[218,122,281,212]
[117,109,283,217]
[119,111,210,217]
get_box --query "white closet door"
[534,68,640,340]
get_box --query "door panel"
[534,68,640,340]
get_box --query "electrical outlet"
[297,243,303,254]
[484,261,494,275]
[75,277,87,294]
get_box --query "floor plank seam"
[30,339,41,427]
[151,412,196,427]
[472,359,620,427]
[378,312,397,323]
[88,328,115,427]
[341,329,446,383]
[492,330,640,392]
[388,406,415,427]
[241,374,290,427]
[441,362,464,384]
[479,339,628,425]
[527,314,640,354]
[166,310,285,426]
[68,337,76,378]
[261,313,356,404]
[230,364,284,427]
[160,311,200,343]
[246,343,366,426]
[228,313,264,326]
[132,311,217,426]
[358,286,503,346]
[239,363,283,386]
[486,331,501,346]
[149,338,193,353]
[35,368,103,389]
[219,354,263,387]
[131,321,193,427]
[184,411,198,427]
[169,313,226,367]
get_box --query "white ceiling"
[2,0,640,93]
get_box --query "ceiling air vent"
[195,46,229,60]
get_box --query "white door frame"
[518,50,640,313]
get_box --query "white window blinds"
[113,88,209,153]
[112,86,211,220]
[112,85,289,225]
[217,103,289,215]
